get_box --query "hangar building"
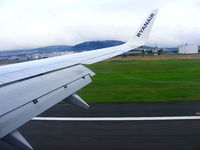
[179,44,198,54]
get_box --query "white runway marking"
[32,116,200,121]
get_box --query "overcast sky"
[0,0,199,50]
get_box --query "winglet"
[127,9,159,47]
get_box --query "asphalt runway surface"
[1,102,200,150]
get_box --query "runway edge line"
[32,116,200,121]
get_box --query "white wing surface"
[0,9,158,150]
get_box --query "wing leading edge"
[0,9,158,150]
[0,9,158,86]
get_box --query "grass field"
[78,59,200,102]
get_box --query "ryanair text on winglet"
[136,13,155,37]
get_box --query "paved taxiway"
[1,102,200,150]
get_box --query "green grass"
[78,59,200,102]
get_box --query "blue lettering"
[137,33,141,37]
[136,13,155,37]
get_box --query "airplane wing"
[0,9,158,150]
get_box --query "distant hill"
[72,40,125,52]
[31,45,72,53]
[34,40,125,52]
[140,46,154,50]
[0,40,181,55]
[0,40,125,55]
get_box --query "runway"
[37,102,200,117]
[1,102,200,150]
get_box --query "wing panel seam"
[0,74,91,118]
